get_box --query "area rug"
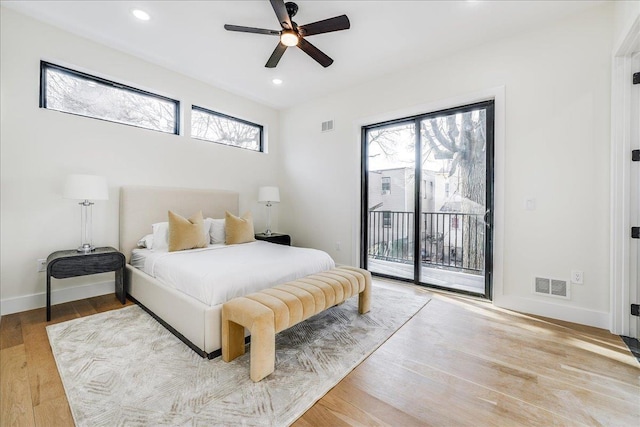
[47,285,430,426]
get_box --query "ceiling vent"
[321,120,334,132]
[533,276,569,299]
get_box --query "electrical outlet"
[335,241,341,251]
[36,258,47,272]
[571,270,583,284]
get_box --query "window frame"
[382,211,392,228]
[191,105,264,153]
[381,176,391,195]
[39,61,180,135]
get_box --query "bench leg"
[358,289,371,314]
[250,318,276,382]
[222,319,245,362]
[337,266,371,314]
[358,273,372,314]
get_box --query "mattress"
[131,241,335,306]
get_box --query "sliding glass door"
[362,101,494,298]
[365,121,417,281]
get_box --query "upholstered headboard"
[119,186,239,263]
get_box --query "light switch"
[525,198,536,211]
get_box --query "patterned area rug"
[47,285,430,426]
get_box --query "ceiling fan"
[224,0,350,68]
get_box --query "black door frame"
[361,100,495,299]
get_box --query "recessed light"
[132,9,150,21]
[272,78,283,85]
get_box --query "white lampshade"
[63,174,109,201]
[258,186,280,203]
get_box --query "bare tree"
[46,69,176,133]
[421,110,486,208]
[421,110,487,271]
[368,111,486,206]
[367,109,487,272]
[191,110,260,150]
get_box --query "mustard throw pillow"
[225,211,256,244]
[168,210,208,252]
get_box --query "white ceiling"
[2,0,605,110]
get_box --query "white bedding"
[131,241,335,306]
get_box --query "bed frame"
[119,186,240,358]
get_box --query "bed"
[119,186,334,358]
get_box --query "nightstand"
[254,233,291,246]
[46,246,126,321]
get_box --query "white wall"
[278,4,614,327]
[0,8,280,314]
[613,0,640,50]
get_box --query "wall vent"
[321,120,334,132]
[534,277,550,294]
[533,276,569,299]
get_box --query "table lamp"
[63,174,108,253]
[258,186,280,236]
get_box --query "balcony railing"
[368,211,485,274]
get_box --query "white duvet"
[131,241,335,307]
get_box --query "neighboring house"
[367,167,481,268]
[368,167,433,261]
[368,167,436,214]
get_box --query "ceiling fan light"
[280,31,299,47]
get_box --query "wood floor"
[1,282,639,426]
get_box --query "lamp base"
[264,229,273,237]
[77,244,95,253]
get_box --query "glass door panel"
[362,100,494,298]
[366,122,416,281]
[419,107,489,294]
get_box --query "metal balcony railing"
[368,211,485,274]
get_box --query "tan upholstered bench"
[221,266,372,382]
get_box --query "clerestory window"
[40,61,179,134]
[191,105,263,152]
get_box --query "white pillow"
[207,218,226,244]
[204,218,213,242]
[152,218,212,251]
[137,234,154,249]
[151,222,169,251]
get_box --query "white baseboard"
[494,294,610,330]
[0,280,116,316]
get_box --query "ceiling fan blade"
[266,42,288,68]
[298,15,350,37]
[224,24,280,36]
[270,0,293,30]
[297,38,333,68]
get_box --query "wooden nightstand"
[46,246,126,321]
[255,233,291,246]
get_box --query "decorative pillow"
[168,210,208,252]
[137,234,154,249]
[152,217,211,251]
[225,211,256,245]
[207,218,226,244]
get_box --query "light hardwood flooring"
[1,283,639,426]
